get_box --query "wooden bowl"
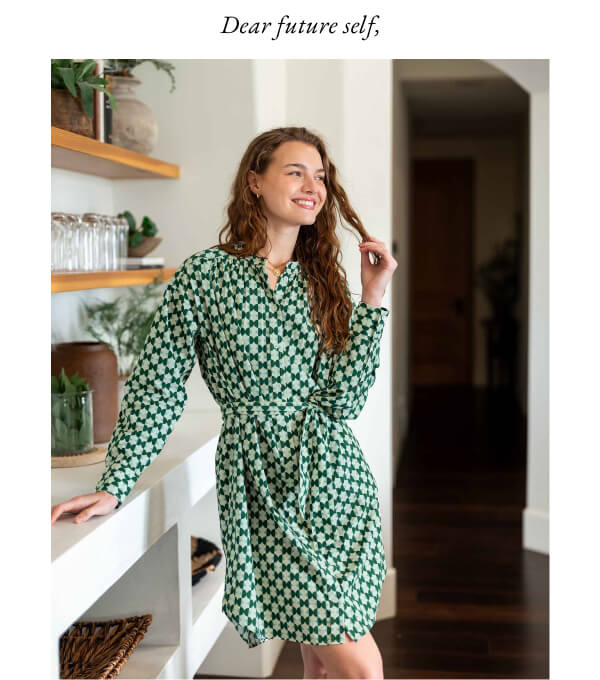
[128,236,162,257]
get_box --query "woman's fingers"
[73,501,102,524]
[51,496,85,524]
[51,493,110,524]
[359,240,395,268]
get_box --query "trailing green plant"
[118,209,159,248]
[51,368,94,455]
[104,59,176,93]
[51,59,117,118]
[81,278,166,376]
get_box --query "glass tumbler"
[82,213,103,271]
[51,212,67,272]
[64,213,82,271]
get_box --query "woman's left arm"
[314,236,397,420]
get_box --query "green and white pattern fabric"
[95,243,390,647]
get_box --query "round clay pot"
[111,75,158,154]
[51,88,94,138]
[51,342,118,443]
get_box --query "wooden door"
[410,158,474,385]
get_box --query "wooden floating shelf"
[51,268,177,293]
[51,127,180,179]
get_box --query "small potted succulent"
[51,59,117,137]
[119,209,161,257]
[51,368,94,456]
[103,59,176,154]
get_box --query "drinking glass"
[81,213,103,271]
[117,216,129,269]
[51,212,67,272]
[64,214,82,271]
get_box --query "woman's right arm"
[51,255,203,523]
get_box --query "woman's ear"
[247,170,259,195]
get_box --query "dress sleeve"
[94,260,200,507]
[315,297,390,421]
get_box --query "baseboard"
[523,506,549,555]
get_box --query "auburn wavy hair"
[215,126,371,355]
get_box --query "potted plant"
[51,59,117,137]
[475,236,521,390]
[51,368,94,456]
[474,236,519,322]
[119,209,162,257]
[103,59,176,154]
[81,278,166,403]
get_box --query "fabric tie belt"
[219,395,328,522]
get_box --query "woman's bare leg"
[300,642,328,678]
[309,630,384,679]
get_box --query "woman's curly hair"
[215,126,370,355]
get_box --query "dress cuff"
[356,300,390,320]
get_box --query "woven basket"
[59,614,152,679]
[191,536,222,586]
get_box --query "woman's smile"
[292,198,316,210]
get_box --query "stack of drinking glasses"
[51,212,130,272]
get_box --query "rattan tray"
[59,614,152,679]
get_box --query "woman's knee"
[354,660,384,679]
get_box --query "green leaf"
[55,418,70,443]
[58,67,77,98]
[78,81,95,118]
[129,231,144,248]
[140,216,157,237]
[118,210,136,231]
[51,375,59,392]
[77,59,97,82]
[86,75,108,86]
[106,91,117,112]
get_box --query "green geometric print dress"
[95,242,390,648]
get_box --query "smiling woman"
[247,144,327,229]
[53,126,396,680]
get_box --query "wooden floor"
[270,386,549,679]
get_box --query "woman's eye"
[289,171,325,182]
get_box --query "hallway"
[272,385,549,678]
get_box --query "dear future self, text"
[221,15,380,41]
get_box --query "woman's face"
[249,141,327,228]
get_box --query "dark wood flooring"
[271,386,549,679]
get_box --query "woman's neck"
[256,228,299,263]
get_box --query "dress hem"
[222,601,377,649]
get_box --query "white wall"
[391,63,411,479]
[486,61,549,555]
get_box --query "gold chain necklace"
[265,257,292,278]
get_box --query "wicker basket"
[191,536,222,586]
[59,614,152,679]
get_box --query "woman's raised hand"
[51,491,119,524]
[358,235,397,306]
